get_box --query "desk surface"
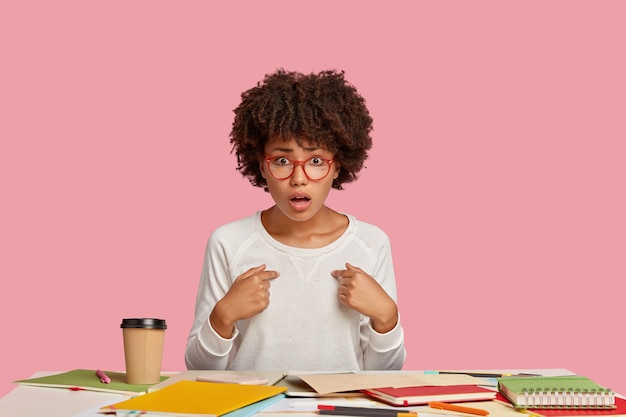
[0,369,575,417]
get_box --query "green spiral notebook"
[497,375,615,409]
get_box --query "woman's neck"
[261,206,348,248]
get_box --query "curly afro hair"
[229,69,373,191]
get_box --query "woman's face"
[261,136,339,223]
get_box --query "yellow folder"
[99,379,287,416]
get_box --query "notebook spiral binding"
[521,387,615,409]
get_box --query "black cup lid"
[121,318,167,329]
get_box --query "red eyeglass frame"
[263,155,335,180]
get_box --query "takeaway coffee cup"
[121,318,167,384]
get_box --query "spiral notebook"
[497,375,615,409]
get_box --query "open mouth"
[289,193,312,210]
[290,196,311,204]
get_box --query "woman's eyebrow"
[266,147,294,153]
[266,146,324,153]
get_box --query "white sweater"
[185,211,406,371]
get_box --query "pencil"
[318,405,417,417]
[428,402,489,416]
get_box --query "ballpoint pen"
[426,371,541,378]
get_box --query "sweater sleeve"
[359,227,407,370]
[185,229,237,370]
[362,314,406,369]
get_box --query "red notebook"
[362,385,497,406]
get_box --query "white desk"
[0,369,575,417]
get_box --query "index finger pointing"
[261,270,280,280]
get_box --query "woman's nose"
[290,163,309,185]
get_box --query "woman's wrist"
[371,301,399,334]
[209,301,236,338]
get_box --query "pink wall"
[1,1,625,399]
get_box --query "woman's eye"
[309,157,324,166]
[274,157,290,166]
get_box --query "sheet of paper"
[293,373,485,395]
[260,397,380,412]
[70,399,117,417]
[413,400,526,417]
[261,398,519,417]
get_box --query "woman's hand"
[210,264,279,338]
[332,263,398,333]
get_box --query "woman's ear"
[259,159,267,179]
[333,162,340,179]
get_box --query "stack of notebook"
[497,375,615,410]
[496,375,625,417]
[99,379,287,416]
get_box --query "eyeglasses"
[264,155,335,180]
